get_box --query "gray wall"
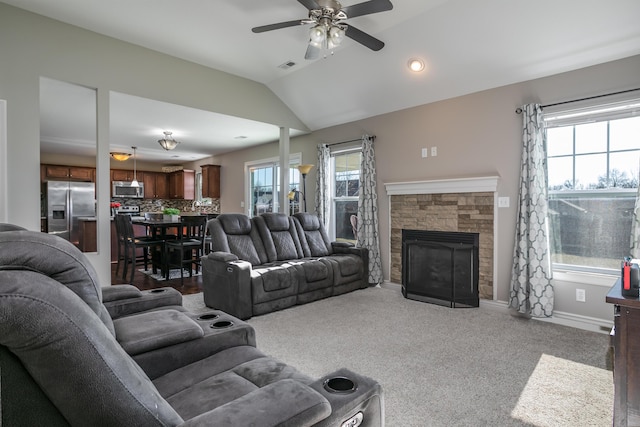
[214,55,640,327]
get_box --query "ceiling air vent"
[278,61,296,70]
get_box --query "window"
[545,100,640,273]
[246,154,301,217]
[331,150,361,242]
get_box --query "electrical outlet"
[498,197,510,208]
[576,288,586,302]
[421,148,428,158]
[431,146,438,157]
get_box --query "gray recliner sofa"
[202,212,369,320]
[0,229,383,426]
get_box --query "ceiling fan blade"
[342,0,393,19]
[297,0,320,10]
[305,44,322,60]
[345,25,385,51]
[252,20,306,33]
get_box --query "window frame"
[328,148,361,242]
[244,153,302,217]
[544,98,640,277]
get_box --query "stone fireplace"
[385,176,498,300]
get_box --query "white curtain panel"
[358,135,383,285]
[315,144,331,225]
[510,104,554,318]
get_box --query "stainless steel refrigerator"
[45,181,95,245]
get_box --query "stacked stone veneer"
[390,192,494,299]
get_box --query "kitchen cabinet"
[42,164,94,182]
[111,169,143,182]
[169,169,195,200]
[607,280,640,426]
[201,164,221,198]
[143,172,169,199]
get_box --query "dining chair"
[165,215,207,284]
[117,214,165,283]
[202,214,219,254]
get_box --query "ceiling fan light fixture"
[329,25,345,46]
[309,25,326,45]
[158,131,180,151]
[110,152,131,161]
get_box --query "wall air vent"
[278,61,296,70]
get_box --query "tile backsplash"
[112,198,220,214]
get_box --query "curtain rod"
[325,135,376,147]
[515,87,640,114]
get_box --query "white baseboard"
[383,282,612,334]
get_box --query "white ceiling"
[8,0,640,163]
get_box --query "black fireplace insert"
[402,229,479,308]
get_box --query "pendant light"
[130,146,139,187]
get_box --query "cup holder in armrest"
[197,313,220,321]
[149,289,167,293]
[210,320,234,329]
[323,377,358,394]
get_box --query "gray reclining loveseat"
[202,212,369,320]
[0,228,383,426]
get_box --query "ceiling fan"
[252,0,394,60]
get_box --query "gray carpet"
[182,285,613,426]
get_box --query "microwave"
[112,181,144,198]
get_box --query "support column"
[279,127,290,214]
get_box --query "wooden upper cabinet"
[43,164,94,182]
[201,164,221,198]
[143,172,169,199]
[169,169,195,200]
[111,169,142,182]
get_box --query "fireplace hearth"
[402,229,479,308]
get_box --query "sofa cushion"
[255,213,303,262]
[209,214,267,266]
[252,264,296,293]
[0,271,183,426]
[294,212,334,257]
[113,309,204,355]
[0,230,115,336]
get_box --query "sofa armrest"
[102,285,183,319]
[180,379,331,427]
[208,251,239,262]
[201,253,254,320]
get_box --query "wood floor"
[110,261,203,295]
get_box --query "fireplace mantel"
[384,176,499,196]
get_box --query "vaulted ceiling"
[5,0,640,162]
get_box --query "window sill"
[552,270,617,287]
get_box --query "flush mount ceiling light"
[408,58,425,72]
[158,131,180,151]
[110,152,131,161]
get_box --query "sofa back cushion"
[0,230,115,335]
[293,213,334,257]
[255,213,304,262]
[207,214,267,266]
[0,270,183,426]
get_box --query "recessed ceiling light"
[408,58,425,72]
